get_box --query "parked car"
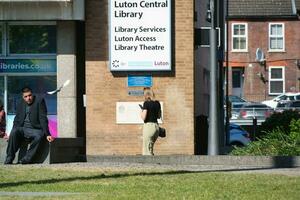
[261,93,300,109]
[231,103,244,119]
[228,95,247,103]
[239,103,273,120]
[224,95,248,119]
[275,100,300,113]
[229,123,251,146]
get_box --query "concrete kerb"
[87,155,300,168]
[0,192,80,197]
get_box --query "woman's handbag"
[159,127,166,138]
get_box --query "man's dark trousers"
[6,127,44,163]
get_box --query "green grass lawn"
[0,166,299,200]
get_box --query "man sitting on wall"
[4,87,54,164]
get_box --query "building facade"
[0,0,85,140]
[0,0,206,157]
[227,0,300,102]
[85,0,195,155]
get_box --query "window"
[0,24,2,55]
[7,76,57,115]
[269,23,284,51]
[232,23,247,51]
[269,67,285,95]
[8,24,56,55]
[277,95,287,101]
[0,22,57,136]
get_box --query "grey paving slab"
[0,191,80,196]
[6,162,299,176]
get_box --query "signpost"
[109,0,172,71]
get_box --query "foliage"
[258,110,300,138]
[290,119,300,145]
[231,119,300,156]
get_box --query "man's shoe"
[4,157,13,165]
[18,159,30,165]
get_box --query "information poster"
[109,0,171,71]
[116,102,163,124]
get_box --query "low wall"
[87,155,300,168]
[0,137,86,164]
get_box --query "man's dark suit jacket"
[13,95,50,136]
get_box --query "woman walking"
[140,87,161,155]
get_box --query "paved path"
[58,162,300,176]
[0,191,79,197]
[5,162,300,176]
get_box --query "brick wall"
[85,0,194,155]
[227,20,300,102]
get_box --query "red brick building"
[227,0,300,102]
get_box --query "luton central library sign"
[109,0,171,71]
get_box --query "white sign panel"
[116,102,163,124]
[109,0,172,71]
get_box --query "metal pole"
[218,0,225,149]
[225,0,230,145]
[208,0,219,155]
[252,118,257,141]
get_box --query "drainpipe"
[291,0,297,15]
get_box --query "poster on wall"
[109,0,172,71]
[116,102,163,124]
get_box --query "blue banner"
[0,59,56,73]
[128,75,152,87]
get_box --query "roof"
[228,0,298,19]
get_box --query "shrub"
[257,110,300,138]
[289,119,300,145]
[231,119,300,156]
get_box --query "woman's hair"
[144,87,155,101]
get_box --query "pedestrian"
[0,103,6,139]
[4,86,54,164]
[140,87,161,155]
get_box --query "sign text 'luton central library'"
[109,0,171,71]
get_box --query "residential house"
[227,0,300,102]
